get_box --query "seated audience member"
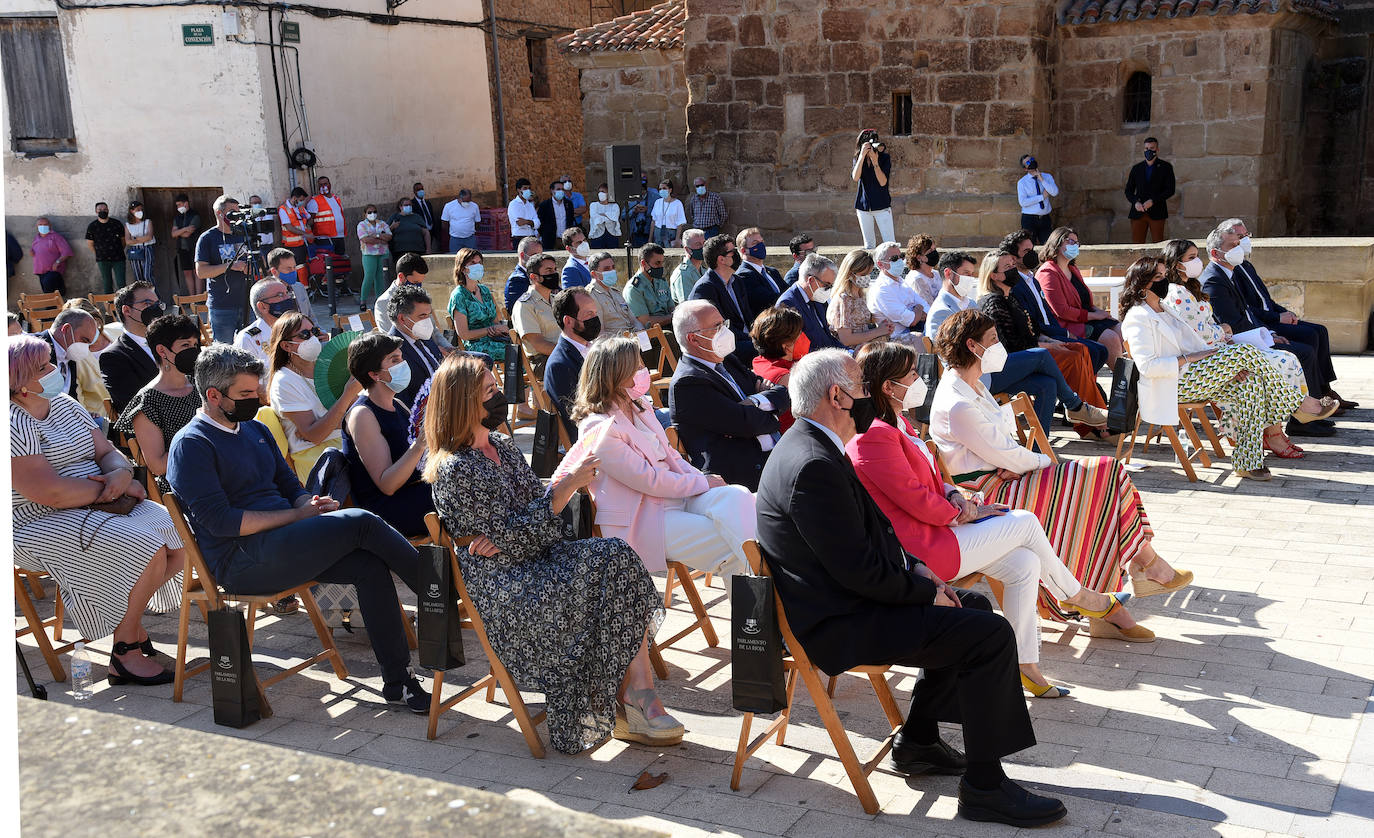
[114,314,202,494]
[689,234,757,362]
[756,348,1067,827]
[1035,227,1123,367]
[544,287,601,441]
[39,307,98,403]
[585,250,640,336]
[669,228,706,305]
[560,337,753,589]
[1200,219,1353,418]
[827,247,893,347]
[669,300,789,492]
[1120,257,1304,482]
[447,247,511,361]
[11,335,185,685]
[1160,238,1332,457]
[268,311,362,479]
[924,250,981,339]
[341,332,434,538]
[373,253,455,351]
[976,250,1110,439]
[168,344,429,711]
[263,246,310,315]
[235,275,299,367]
[625,243,675,330]
[734,227,785,318]
[931,308,1192,610]
[777,252,845,351]
[388,283,455,408]
[504,236,542,314]
[559,226,593,288]
[850,341,1139,697]
[422,354,679,751]
[749,305,805,431]
[1001,229,1107,371]
[100,281,164,414]
[866,240,927,345]
[903,234,944,309]
[783,234,816,286]
[512,253,562,376]
[60,298,115,415]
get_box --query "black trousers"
[1021,213,1053,246]
[1272,320,1336,394]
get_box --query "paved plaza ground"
[15,352,1374,837]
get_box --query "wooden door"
[137,186,222,296]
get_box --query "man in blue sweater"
[167,344,430,713]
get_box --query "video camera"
[223,206,275,247]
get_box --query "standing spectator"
[1124,137,1176,244]
[670,229,706,305]
[688,234,755,363]
[559,227,593,288]
[194,195,251,343]
[441,188,481,252]
[447,248,510,360]
[86,201,127,293]
[409,182,438,252]
[388,197,430,258]
[356,204,392,310]
[124,200,157,288]
[625,243,674,329]
[99,281,164,414]
[866,241,926,345]
[536,181,575,251]
[544,287,599,439]
[651,180,686,247]
[778,252,845,351]
[171,194,202,295]
[587,183,621,249]
[306,175,347,256]
[625,181,656,248]
[277,186,314,268]
[783,234,816,287]
[851,130,893,248]
[688,176,727,239]
[734,228,785,320]
[827,248,892,348]
[1035,227,1124,367]
[504,236,541,313]
[1016,155,1057,246]
[30,216,73,295]
[511,253,562,377]
[924,251,981,340]
[235,273,299,368]
[560,174,587,227]
[507,178,540,240]
[903,234,943,309]
[585,250,640,337]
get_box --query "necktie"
[1241,265,1271,312]
[417,339,439,373]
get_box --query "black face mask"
[1149,278,1172,299]
[688,247,704,261]
[138,300,167,326]
[220,394,261,423]
[1003,269,1021,286]
[926,249,940,268]
[480,391,509,430]
[538,273,560,291]
[266,297,299,319]
[843,391,877,434]
[1144,149,1157,162]
[96,210,109,220]
[1022,250,1039,271]
[648,266,665,280]
[573,315,602,342]
[729,250,741,271]
[172,346,200,376]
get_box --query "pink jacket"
[558,405,709,572]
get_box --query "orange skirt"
[1046,342,1105,408]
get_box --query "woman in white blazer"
[1119,256,1303,482]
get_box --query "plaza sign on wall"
[182,23,213,46]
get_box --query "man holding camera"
[195,195,252,342]
[1016,155,1058,246]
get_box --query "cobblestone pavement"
[17,355,1374,837]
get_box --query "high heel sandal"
[1130,554,1194,598]
[613,694,684,746]
[108,642,174,686]
[1020,673,1070,699]
[1088,617,1156,642]
[1058,591,1131,619]
[1264,430,1304,459]
[1291,400,1340,423]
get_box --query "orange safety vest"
[279,202,310,246]
[308,193,343,238]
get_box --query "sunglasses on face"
[294,327,324,341]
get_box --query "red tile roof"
[1059,0,1341,25]
[558,0,685,53]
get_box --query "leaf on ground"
[630,771,668,791]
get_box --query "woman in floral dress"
[447,248,511,360]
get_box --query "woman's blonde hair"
[422,353,492,483]
[63,297,105,326]
[827,248,875,329]
[572,336,644,423]
[976,250,1011,297]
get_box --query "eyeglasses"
[840,384,871,399]
[691,320,731,336]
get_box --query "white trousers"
[856,208,895,249]
[951,509,1082,664]
[662,485,755,598]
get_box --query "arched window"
[1122,71,1151,126]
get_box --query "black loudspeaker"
[605,145,642,204]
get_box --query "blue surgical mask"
[1063,243,1080,260]
[521,188,533,200]
[383,360,412,393]
[696,185,707,196]
[554,190,565,201]
[416,190,425,199]
[36,367,66,400]
[278,269,298,285]
[467,263,485,281]
[601,269,619,286]
[37,225,50,235]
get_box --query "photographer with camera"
[851,130,894,249]
[195,195,254,342]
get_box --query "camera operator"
[195,195,253,342]
[851,129,894,249]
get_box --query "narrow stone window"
[527,37,551,100]
[892,91,913,136]
[1122,71,1151,126]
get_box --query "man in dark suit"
[733,227,785,321]
[755,349,1065,827]
[99,280,164,413]
[1124,136,1175,244]
[408,182,439,254]
[543,288,598,442]
[1000,232,1106,370]
[386,283,448,409]
[504,236,542,313]
[783,234,816,287]
[776,252,845,351]
[41,308,99,401]
[688,234,756,363]
[668,300,788,491]
[536,180,576,252]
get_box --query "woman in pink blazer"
[558,337,754,582]
[847,342,1137,699]
[1034,226,1124,367]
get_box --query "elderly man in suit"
[668,300,788,491]
[776,252,845,351]
[688,234,756,363]
[99,280,164,413]
[755,348,1065,828]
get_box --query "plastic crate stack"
[475,207,513,252]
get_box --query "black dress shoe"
[890,734,967,776]
[1286,418,1336,437]
[958,778,1067,827]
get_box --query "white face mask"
[1240,235,1253,256]
[954,274,978,298]
[366,211,378,221]
[1223,244,1246,266]
[975,340,1007,374]
[1183,257,1204,279]
[409,316,435,341]
[574,241,590,259]
[133,210,144,220]
[177,205,188,214]
[65,340,92,363]
[708,327,736,358]
[897,377,928,410]
[810,282,833,304]
[598,191,608,202]
[294,335,322,362]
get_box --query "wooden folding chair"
[1115,407,1212,482]
[332,310,375,333]
[731,541,905,815]
[20,290,63,316]
[27,308,61,333]
[125,435,163,504]
[646,323,678,406]
[993,391,1060,463]
[421,513,548,756]
[173,292,209,321]
[88,293,118,320]
[164,493,349,710]
[14,569,85,681]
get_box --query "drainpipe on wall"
[488,0,509,204]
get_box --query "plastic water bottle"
[70,641,92,701]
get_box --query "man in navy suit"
[503,236,542,313]
[668,300,788,491]
[688,234,756,363]
[783,234,816,287]
[386,284,448,409]
[535,181,575,252]
[776,252,845,351]
[733,227,785,322]
[543,287,599,442]
[100,280,164,412]
[999,231,1106,371]
[559,227,593,288]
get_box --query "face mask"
[409,316,435,341]
[747,241,767,260]
[177,206,188,214]
[1223,244,1246,265]
[842,391,877,434]
[400,205,413,215]
[35,367,66,400]
[1003,269,1021,285]
[133,210,144,220]
[975,341,1008,374]
[601,269,619,286]
[627,368,652,400]
[538,273,560,291]
[37,225,50,235]
[467,263,485,281]
[65,341,91,364]
[294,335,322,362]
[729,250,741,271]
[574,241,590,259]
[521,188,533,200]
[696,185,707,196]
[416,190,425,199]
[955,274,978,298]
[1063,243,1081,260]
[1149,278,1172,299]
[927,249,941,268]
[172,345,200,375]
[554,190,566,201]
[1183,257,1204,279]
[709,327,736,358]
[897,378,928,410]
[1144,149,1157,161]
[250,203,262,210]
[220,394,261,423]
[1022,250,1038,270]
[382,360,412,393]
[320,185,331,194]
[688,247,704,261]
[562,181,572,191]
[97,210,109,220]
[647,265,665,280]
[810,282,833,304]
[481,391,509,430]
[1240,235,1253,256]
[266,296,299,318]
[366,212,378,221]
[138,300,167,326]
[573,315,602,342]
[660,189,672,199]
[598,191,608,202]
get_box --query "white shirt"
[45,330,73,393]
[269,366,340,454]
[402,329,443,376]
[930,373,1051,478]
[1018,269,1053,324]
[1017,172,1059,215]
[558,333,591,358]
[233,316,272,366]
[553,201,568,238]
[589,202,621,238]
[651,197,686,230]
[865,271,924,331]
[125,219,156,246]
[507,197,539,237]
[441,200,481,239]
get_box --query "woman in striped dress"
[929,310,1194,629]
[10,336,184,686]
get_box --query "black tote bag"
[1106,356,1140,435]
[911,353,940,425]
[730,574,788,714]
[207,605,266,728]
[416,544,467,671]
[503,343,525,405]
[530,410,562,478]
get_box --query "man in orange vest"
[306,175,347,256]
[277,186,314,267]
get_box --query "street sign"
[281,20,300,43]
[182,23,213,46]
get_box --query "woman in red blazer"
[749,305,808,431]
[1034,226,1123,368]
[847,342,1137,699]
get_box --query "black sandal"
[108,642,174,686]
[139,638,158,657]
